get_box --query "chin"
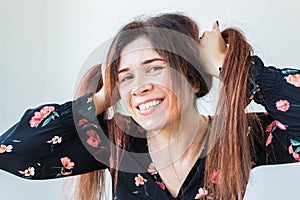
[137,119,165,132]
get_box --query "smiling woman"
[1,12,300,200]
[117,36,199,133]
[100,16,214,199]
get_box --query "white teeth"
[140,104,146,110]
[138,100,162,111]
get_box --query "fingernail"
[216,20,219,27]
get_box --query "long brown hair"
[204,28,257,199]
[68,13,258,200]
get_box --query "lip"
[133,98,165,116]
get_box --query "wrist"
[93,89,107,115]
[213,53,225,78]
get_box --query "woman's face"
[116,36,198,132]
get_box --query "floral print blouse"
[0,56,300,200]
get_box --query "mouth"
[136,99,164,111]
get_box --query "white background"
[1,0,300,199]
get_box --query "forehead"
[118,36,163,70]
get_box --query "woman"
[1,13,300,200]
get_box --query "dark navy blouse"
[1,56,300,200]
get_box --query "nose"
[132,83,153,96]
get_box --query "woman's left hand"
[199,21,227,78]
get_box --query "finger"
[198,31,204,41]
[212,21,220,32]
[199,31,209,40]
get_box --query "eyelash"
[118,65,166,83]
[120,74,134,83]
[147,66,164,73]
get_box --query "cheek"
[118,86,132,109]
[163,88,181,116]
[166,69,194,100]
[167,81,192,106]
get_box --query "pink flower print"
[265,120,287,146]
[210,170,219,184]
[194,187,208,199]
[276,100,290,112]
[29,111,45,127]
[47,136,62,152]
[61,171,73,176]
[134,174,147,186]
[147,163,157,175]
[250,161,257,168]
[47,136,62,144]
[265,133,273,147]
[77,118,88,127]
[19,167,35,177]
[292,153,300,161]
[289,145,294,154]
[274,120,288,130]
[53,157,75,177]
[86,129,101,148]
[40,106,55,117]
[286,74,300,87]
[60,157,75,170]
[156,181,165,190]
[288,145,300,161]
[29,106,57,128]
[0,144,13,153]
[265,121,275,132]
[266,120,287,132]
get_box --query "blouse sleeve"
[249,56,300,162]
[0,93,110,180]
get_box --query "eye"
[147,66,165,74]
[119,74,134,83]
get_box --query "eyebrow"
[117,58,165,75]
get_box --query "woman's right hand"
[199,21,227,78]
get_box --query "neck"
[147,109,209,169]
